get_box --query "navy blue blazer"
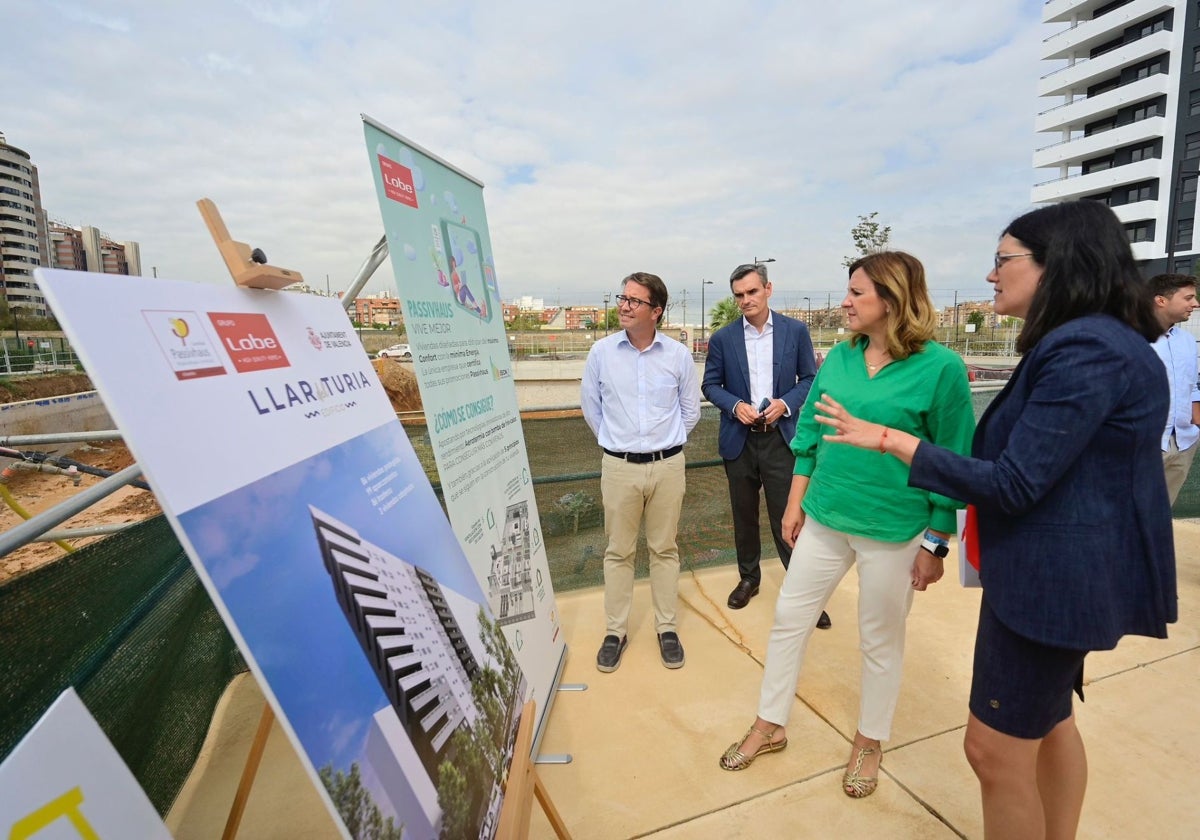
[910,314,1177,651]
[702,312,816,460]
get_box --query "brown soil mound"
[0,373,94,404]
[372,358,423,413]
[1,441,161,583]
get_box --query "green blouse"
[791,338,976,541]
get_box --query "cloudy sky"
[6,1,1052,314]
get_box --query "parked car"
[377,343,412,359]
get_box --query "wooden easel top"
[197,198,303,290]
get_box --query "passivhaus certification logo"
[142,310,227,381]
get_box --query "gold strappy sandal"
[719,724,787,771]
[842,744,881,798]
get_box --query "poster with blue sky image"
[35,267,529,839]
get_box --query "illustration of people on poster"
[362,116,563,736]
[35,268,529,839]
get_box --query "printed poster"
[362,115,564,739]
[36,268,530,839]
[0,688,171,840]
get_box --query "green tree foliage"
[709,297,742,331]
[436,608,525,838]
[967,311,986,330]
[842,212,892,268]
[318,762,404,840]
[507,313,543,331]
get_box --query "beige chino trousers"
[600,452,686,637]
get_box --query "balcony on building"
[1037,29,1171,97]
[1035,73,1170,133]
[1041,0,1175,62]
[1032,156,1162,202]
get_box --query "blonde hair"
[846,251,937,359]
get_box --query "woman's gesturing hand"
[814,393,921,466]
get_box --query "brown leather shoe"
[727,579,760,609]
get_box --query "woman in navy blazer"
[813,201,1176,840]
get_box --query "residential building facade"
[0,132,49,317]
[1033,0,1200,274]
[48,222,141,277]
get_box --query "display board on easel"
[35,241,536,838]
[361,115,566,745]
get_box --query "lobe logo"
[378,154,419,209]
[208,312,291,373]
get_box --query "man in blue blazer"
[702,263,827,624]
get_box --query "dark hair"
[729,263,768,286]
[1148,272,1197,298]
[845,251,936,359]
[1003,201,1160,353]
[622,272,669,325]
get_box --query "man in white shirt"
[1150,273,1200,504]
[581,272,701,672]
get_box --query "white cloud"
[7,0,1050,311]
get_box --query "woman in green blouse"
[719,251,975,798]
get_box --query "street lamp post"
[700,279,713,351]
[603,293,611,336]
[752,256,776,267]
[803,296,811,333]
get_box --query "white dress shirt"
[742,312,774,410]
[581,330,701,452]
[1152,325,1200,452]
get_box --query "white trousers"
[757,516,921,742]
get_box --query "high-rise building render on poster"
[0,132,49,317]
[1033,0,1200,274]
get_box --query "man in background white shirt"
[1150,273,1200,504]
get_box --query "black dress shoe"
[596,634,628,672]
[658,631,685,669]
[727,579,760,609]
[817,610,832,630]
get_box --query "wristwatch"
[920,532,950,558]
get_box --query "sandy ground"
[0,440,161,583]
[0,361,421,584]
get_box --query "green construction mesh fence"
[0,515,246,814]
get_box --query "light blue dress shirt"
[1151,325,1200,452]
[581,330,700,453]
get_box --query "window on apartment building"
[1126,183,1154,203]
[1125,221,1153,243]
[1191,89,1200,117]
[1188,133,1200,159]
[1084,157,1114,174]
[1194,47,1200,73]
[1127,141,1158,161]
[1178,218,1194,250]
[1134,17,1166,40]
[1184,175,1199,204]
[1132,100,1162,121]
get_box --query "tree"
[436,608,525,838]
[842,212,892,268]
[967,311,986,330]
[318,762,404,840]
[709,297,741,331]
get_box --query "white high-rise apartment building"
[1033,0,1200,273]
[0,131,49,317]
